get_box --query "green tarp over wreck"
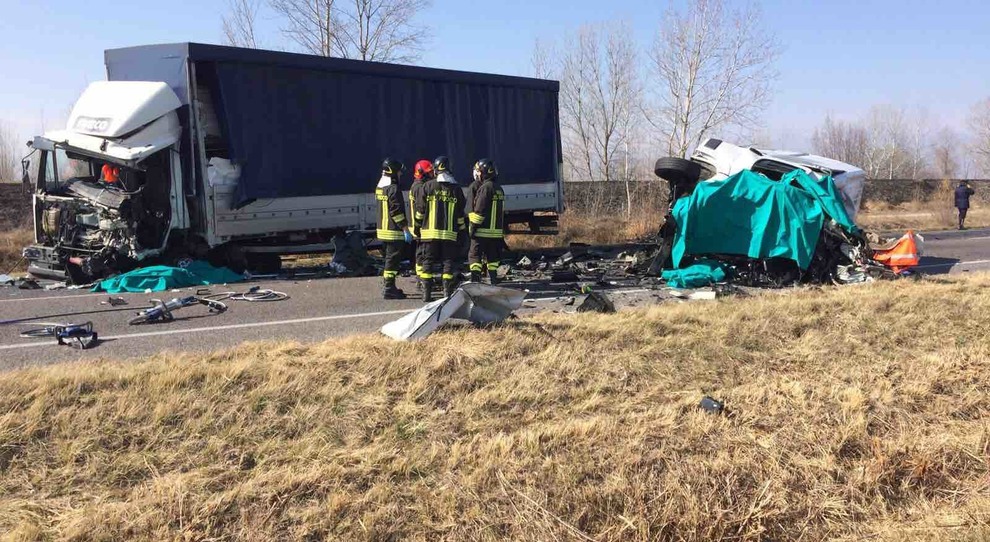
[670,169,857,271]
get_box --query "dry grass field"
[2,275,990,540]
[0,227,31,275]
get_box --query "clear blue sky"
[1,0,988,151]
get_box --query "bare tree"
[646,0,779,158]
[556,23,639,184]
[223,0,261,48]
[531,38,556,80]
[271,0,338,56]
[0,121,19,184]
[811,114,870,169]
[970,98,990,176]
[270,0,430,62]
[932,127,960,179]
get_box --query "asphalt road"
[3,227,990,370]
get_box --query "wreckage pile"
[501,163,920,292]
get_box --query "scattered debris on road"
[129,296,229,325]
[19,321,100,350]
[381,283,526,341]
[576,291,616,313]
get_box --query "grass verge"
[3,275,990,540]
[0,227,32,275]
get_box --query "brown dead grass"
[508,211,662,250]
[859,181,990,232]
[3,276,990,540]
[0,227,32,275]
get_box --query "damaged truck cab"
[25,82,186,282]
[23,43,563,283]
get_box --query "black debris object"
[101,296,128,306]
[551,270,580,283]
[577,291,616,313]
[17,278,41,290]
[699,395,725,415]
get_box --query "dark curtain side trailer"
[24,43,562,281]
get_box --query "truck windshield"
[39,149,93,191]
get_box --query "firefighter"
[467,158,505,284]
[416,159,467,301]
[376,157,412,299]
[410,160,435,288]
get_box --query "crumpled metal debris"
[381,283,526,341]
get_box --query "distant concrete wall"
[862,179,990,206]
[562,181,668,215]
[0,183,31,230]
[564,179,990,214]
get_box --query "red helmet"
[413,159,434,181]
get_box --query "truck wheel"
[654,157,702,186]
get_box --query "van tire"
[654,157,702,185]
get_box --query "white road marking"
[915,259,990,270]
[0,308,412,351]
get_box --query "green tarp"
[670,170,854,271]
[92,261,244,293]
[661,259,728,289]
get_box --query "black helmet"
[381,157,405,179]
[433,156,450,173]
[473,158,498,182]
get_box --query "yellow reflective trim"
[442,273,455,280]
[383,270,398,278]
[469,263,483,271]
[475,229,504,239]
[469,212,485,225]
[391,213,406,223]
[377,230,405,241]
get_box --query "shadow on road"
[917,256,960,271]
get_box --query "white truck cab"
[690,138,866,220]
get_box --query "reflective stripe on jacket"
[410,180,427,229]
[468,180,505,239]
[417,179,465,242]
[376,184,407,241]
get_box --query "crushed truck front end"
[23,81,187,283]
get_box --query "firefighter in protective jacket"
[410,160,435,287]
[415,162,467,301]
[467,158,505,284]
[376,157,412,299]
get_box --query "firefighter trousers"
[468,237,503,273]
[421,240,461,281]
[382,240,406,279]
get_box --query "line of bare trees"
[811,103,990,180]
[222,0,430,63]
[0,121,19,183]
[532,0,780,185]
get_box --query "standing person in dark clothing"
[376,158,412,299]
[467,159,505,284]
[416,162,467,301]
[410,160,435,289]
[955,180,975,230]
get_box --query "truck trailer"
[22,43,562,282]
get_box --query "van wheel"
[654,157,702,186]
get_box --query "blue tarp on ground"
[92,261,244,293]
[670,170,856,271]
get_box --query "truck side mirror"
[21,158,31,187]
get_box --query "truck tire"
[654,157,702,186]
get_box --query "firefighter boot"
[469,270,482,283]
[488,269,500,285]
[382,278,406,300]
[422,278,434,303]
[443,278,457,298]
